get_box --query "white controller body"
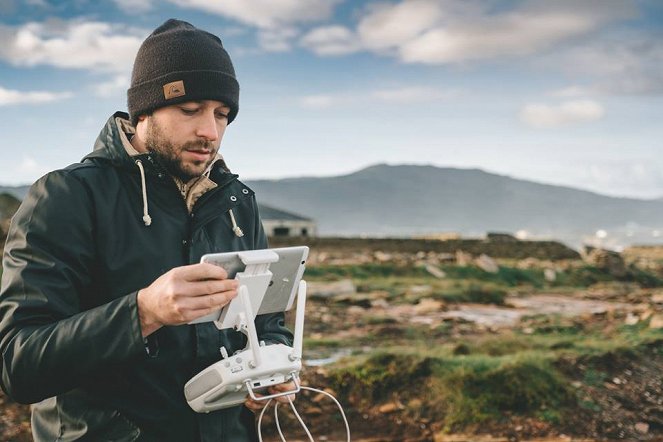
[185,343,301,412]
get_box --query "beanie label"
[163,80,186,100]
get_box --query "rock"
[544,268,557,282]
[306,406,323,415]
[378,402,402,413]
[409,284,433,295]
[414,298,444,315]
[649,314,663,329]
[585,248,627,277]
[424,264,446,279]
[307,279,356,299]
[651,293,663,304]
[641,309,655,321]
[437,253,456,263]
[370,299,390,309]
[624,313,639,325]
[455,250,473,266]
[635,422,649,434]
[475,254,499,273]
[374,251,392,262]
[347,306,366,315]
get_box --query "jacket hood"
[83,111,135,166]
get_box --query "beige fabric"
[116,116,224,213]
[173,170,218,212]
[116,117,140,157]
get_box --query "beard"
[144,118,218,182]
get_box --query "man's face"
[144,100,230,181]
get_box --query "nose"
[195,111,219,141]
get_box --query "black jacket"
[0,112,292,441]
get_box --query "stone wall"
[270,236,580,260]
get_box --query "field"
[1,238,663,441]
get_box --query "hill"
[4,164,663,246]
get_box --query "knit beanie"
[127,19,239,125]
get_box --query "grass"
[306,262,663,293]
[323,319,663,432]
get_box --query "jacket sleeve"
[0,171,145,404]
[252,199,294,347]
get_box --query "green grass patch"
[305,264,429,280]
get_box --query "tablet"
[191,246,308,324]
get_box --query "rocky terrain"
[1,234,663,441]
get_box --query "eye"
[180,107,199,115]
[215,112,229,120]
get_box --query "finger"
[179,262,229,281]
[273,393,296,404]
[269,382,297,404]
[187,279,239,297]
[185,290,238,312]
[244,398,268,412]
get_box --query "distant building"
[258,203,316,237]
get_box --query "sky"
[0,0,662,199]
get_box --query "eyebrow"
[188,100,231,113]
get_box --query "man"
[0,19,294,441]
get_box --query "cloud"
[552,37,663,95]
[257,27,299,52]
[24,0,50,7]
[300,26,361,55]
[114,0,152,13]
[0,85,72,106]
[371,86,461,103]
[166,0,339,28]
[301,0,636,65]
[299,86,460,109]
[0,20,145,73]
[357,0,447,53]
[92,75,130,98]
[299,94,338,109]
[549,85,596,98]
[519,99,605,128]
[18,156,50,177]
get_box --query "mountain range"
[2,164,662,247]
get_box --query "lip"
[184,149,212,161]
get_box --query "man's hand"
[137,263,238,337]
[244,381,297,413]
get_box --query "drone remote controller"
[185,249,307,413]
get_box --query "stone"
[424,264,446,279]
[624,313,639,325]
[635,422,649,434]
[475,254,499,273]
[378,402,401,413]
[409,284,433,295]
[544,268,557,282]
[651,293,663,304]
[649,314,663,329]
[307,279,356,299]
[414,298,444,315]
[370,299,390,309]
[374,251,392,262]
[455,250,473,266]
[585,248,627,277]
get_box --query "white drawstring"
[228,208,244,237]
[134,160,152,226]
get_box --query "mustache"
[182,140,216,152]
